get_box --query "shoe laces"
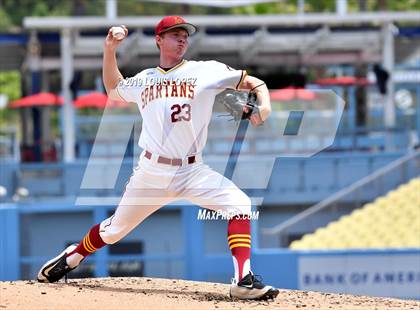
[51,263,67,276]
[232,273,264,286]
[251,274,264,284]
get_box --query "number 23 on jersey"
[171,103,191,123]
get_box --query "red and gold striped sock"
[228,216,251,282]
[68,224,107,258]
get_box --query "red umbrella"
[315,76,370,86]
[9,92,63,108]
[73,92,129,109]
[270,87,316,101]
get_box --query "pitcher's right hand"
[104,25,128,50]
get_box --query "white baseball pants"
[99,151,251,244]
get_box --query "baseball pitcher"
[37,16,278,301]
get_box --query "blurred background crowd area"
[0,0,419,162]
[0,0,419,299]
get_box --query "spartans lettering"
[141,81,195,109]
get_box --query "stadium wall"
[1,204,419,300]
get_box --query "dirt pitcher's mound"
[1,277,419,310]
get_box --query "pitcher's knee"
[232,194,252,216]
[99,217,127,245]
[99,230,122,245]
[241,196,252,215]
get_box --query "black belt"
[144,150,196,166]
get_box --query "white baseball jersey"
[117,60,246,158]
[99,60,252,246]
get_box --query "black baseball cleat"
[37,244,78,283]
[230,272,279,300]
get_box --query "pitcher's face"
[156,28,189,58]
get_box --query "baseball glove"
[217,89,260,122]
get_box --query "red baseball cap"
[155,16,197,36]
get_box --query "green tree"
[387,0,420,11]
[0,7,12,31]
[0,70,21,101]
[0,70,20,129]
[2,0,420,31]
[0,0,104,29]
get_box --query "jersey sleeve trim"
[236,70,247,90]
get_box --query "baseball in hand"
[111,26,125,40]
